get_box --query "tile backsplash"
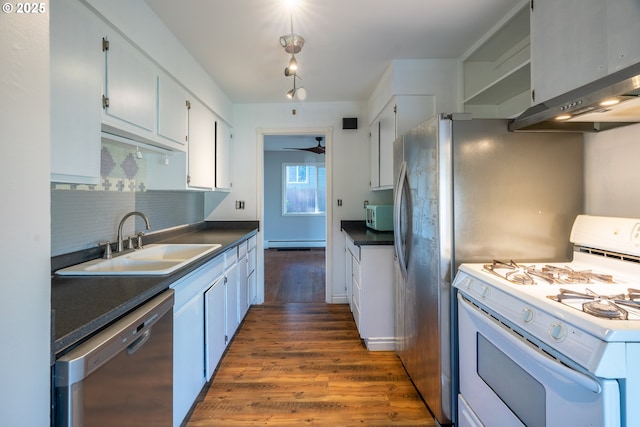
[51,140,205,256]
[52,139,148,192]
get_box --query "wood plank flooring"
[264,249,325,303]
[185,249,435,426]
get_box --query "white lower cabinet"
[204,275,226,381]
[171,236,258,427]
[224,248,240,342]
[344,233,395,350]
[247,236,257,305]
[238,242,249,319]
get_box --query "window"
[283,163,326,215]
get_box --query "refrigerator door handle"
[394,161,409,280]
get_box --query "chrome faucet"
[117,211,151,252]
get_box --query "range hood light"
[555,114,572,121]
[599,98,620,107]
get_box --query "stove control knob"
[480,286,490,299]
[461,277,473,290]
[549,322,567,341]
[522,308,534,323]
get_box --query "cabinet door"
[225,262,240,342]
[215,120,233,190]
[530,0,607,104]
[158,74,188,146]
[50,0,103,184]
[173,295,205,427]
[378,103,396,189]
[369,121,380,189]
[103,31,156,131]
[345,236,354,311]
[248,245,257,305]
[238,255,249,319]
[607,0,640,73]
[204,276,226,381]
[187,99,215,189]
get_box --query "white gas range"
[454,215,640,427]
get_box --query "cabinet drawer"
[238,240,248,259]
[346,237,360,261]
[352,292,361,333]
[352,275,362,313]
[224,247,238,267]
[248,235,257,250]
[351,256,361,284]
[248,248,256,273]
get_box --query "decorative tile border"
[52,140,148,191]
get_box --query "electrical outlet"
[337,199,342,207]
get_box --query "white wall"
[208,101,393,302]
[0,3,51,425]
[585,122,640,217]
[264,150,326,247]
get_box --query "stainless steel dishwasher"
[55,290,174,427]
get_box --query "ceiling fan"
[285,136,325,154]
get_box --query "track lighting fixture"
[280,7,307,100]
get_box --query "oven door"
[457,293,621,427]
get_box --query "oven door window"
[478,333,545,427]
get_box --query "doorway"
[260,130,332,303]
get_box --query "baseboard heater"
[264,240,326,249]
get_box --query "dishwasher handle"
[127,329,152,356]
[55,290,174,387]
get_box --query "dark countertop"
[341,220,394,246]
[51,221,258,358]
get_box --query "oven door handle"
[459,294,602,394]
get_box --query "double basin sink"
[55,243,222,276]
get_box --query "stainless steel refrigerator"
[392,113,584,426]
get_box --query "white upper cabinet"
[530,0,607,104]
[370,95,434,190]
[531,0,640,104]
[462,1,530,118]
[51,0,104,184]
[606,0,640,73]
[158,74,188,146]
[102,31,157,133]
[187,98,216,189]
[215,120,233,191]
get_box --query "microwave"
[365,205,393,231]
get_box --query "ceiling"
[144,0,521,104]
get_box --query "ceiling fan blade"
[283,137,325,154]
[284,146,325,154]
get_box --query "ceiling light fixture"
[280,8,307,100]
[286,75,306,101]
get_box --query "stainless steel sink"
[55,243,222,276]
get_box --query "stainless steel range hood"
[509,62,640,132]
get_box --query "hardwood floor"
[185,249,435,426]
[263,249,325,303]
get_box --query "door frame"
[257,127,333,303]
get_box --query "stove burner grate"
[483,260,615,286]
[547,288,640,320]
